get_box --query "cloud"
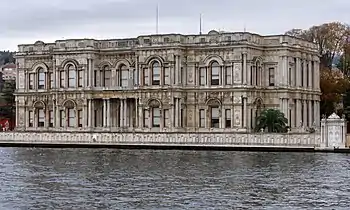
[1,0,349,50]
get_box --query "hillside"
[0,51,15,65]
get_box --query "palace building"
[14,30,321,133]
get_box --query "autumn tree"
[320,67,349,116]
[285,22,350,69]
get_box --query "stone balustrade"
[0,132,321,148]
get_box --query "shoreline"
[0,141,348,153]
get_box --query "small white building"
[0,63,16,81]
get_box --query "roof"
[1,63,16,69]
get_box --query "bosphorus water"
[0,148,349,209]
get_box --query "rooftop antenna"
[244,23,246,33]
[156,4,159,34]
[199,13,202,35]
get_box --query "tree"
[320,67,349,116]
[0,80,15,119]
[255,109,288,133]
[285,22,350,68]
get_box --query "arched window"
[207,99,220,128]
[152,61,161,85]
[67,64,76,88]
[34,101,45,127]
[120,65,129,87]
[103,66,111,87]
[37,68,45,89]
[210,61,220,85]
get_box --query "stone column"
[315,61,320,90]
[296,99,302,128]
[285,56,289,86]
[15,100,19,128]
[296,57,301,87]
[243,98,247,128]
[87,99,91,127]
[242,52,247,84]
[135,56,139,86]
[135,98,139,128]
[139,104,143,128]
[308,100,312,127]
[315,101,320,126]
[174,98,179,127]
[124,99,128,127]
[148,108,152,128]
[106,99,110,127]
[280,56,286,86]
[247,106,251,131]
[120,99,124,127]
[89,59,94,87]
[303,61,307,87]
[178,99,182,127]
[303,100,307,127]
[175,55,179,85]
[171,99,175,128]
[308,60,312,89]
[291,104,295,128]
[25,108,29,128]
[103,99,107,127]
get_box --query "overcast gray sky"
[2,0,349,51]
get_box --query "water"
[0,148,349,209]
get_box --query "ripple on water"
[0,148,349,209]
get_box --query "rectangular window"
[225,66,232,85]
[60,71,65,88]
[38,73,45,89]
[94,71,98,87]
[121,69,128,87]
[164,67,170,85]
[164,109,169,127]
[211,107,219,128]
[50,72,54,89]
[49,110,53,127]
[60,110,65,127]
[143,68,149,86]
[29,110,33,127]
[38,109,45,127]
[29,74,34,90]
[199,67,206,86]
[144,109,149,127]
[152,68,160,85]
[78,70,83,87]
[78,110,82,127]
[68,70,76,88]
[225,109,231,128]
[199,109,205,128]
[68,108,75,127]
[269,68,274,86]
[152,108,160,127]
[211,67,220,85]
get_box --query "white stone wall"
[14,31,321,133]
[0,132,321,147]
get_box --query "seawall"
[0,131,348,153]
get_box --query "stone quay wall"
[0,132,322,148]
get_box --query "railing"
[0,132,321,148]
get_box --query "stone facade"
[14,30,321,133]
